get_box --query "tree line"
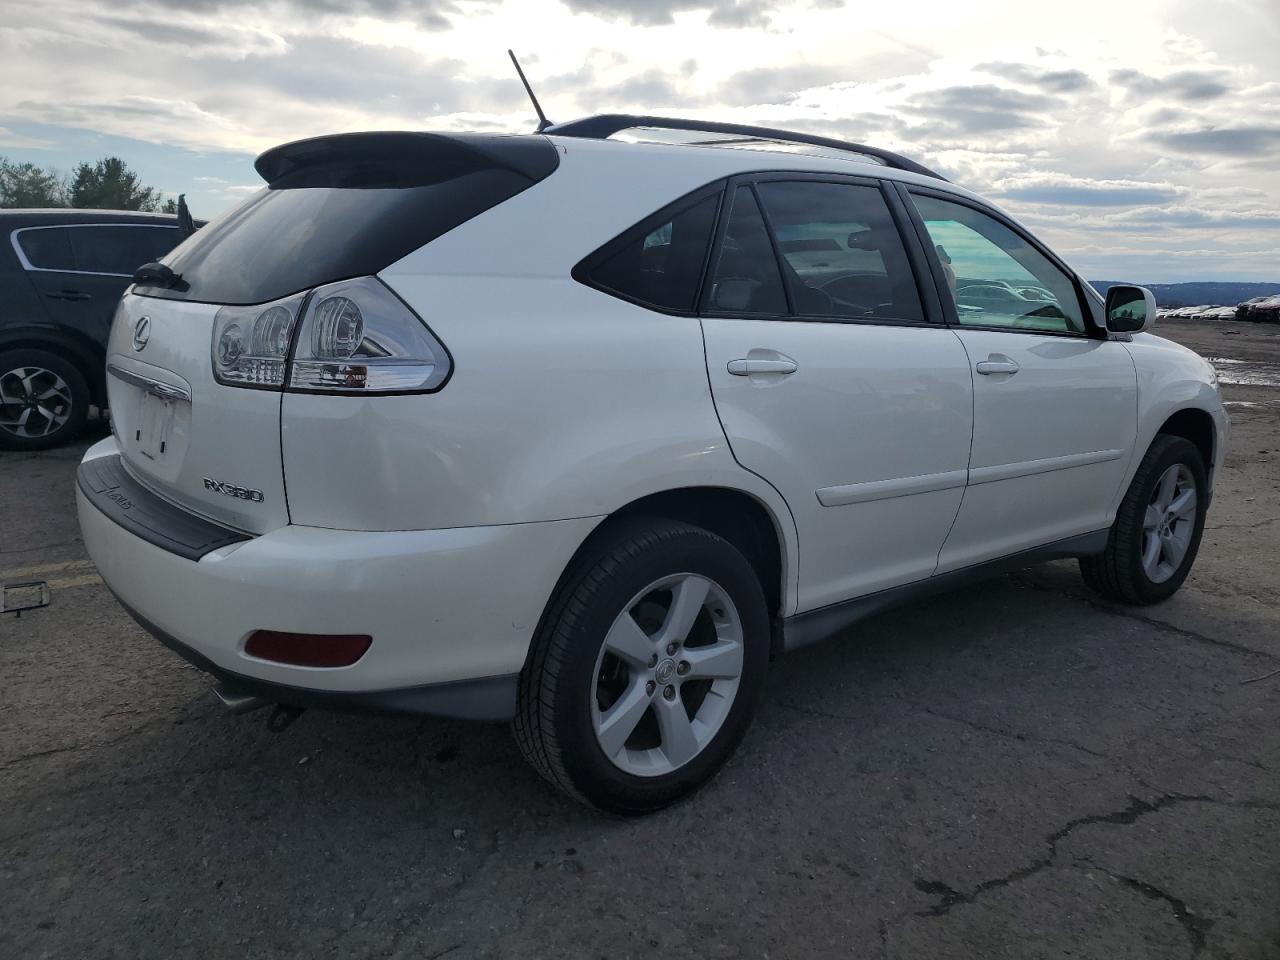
[0,155,178,212]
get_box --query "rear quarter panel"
[280,143,801,611]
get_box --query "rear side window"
[15,228,75,271]
[704,186,788,315]
[588,193,719,312]
[14,224,178,275]
[70,226,179,275]
[755,181,923,321]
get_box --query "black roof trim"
[544,114,947,182]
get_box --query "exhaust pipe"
[212,681,269,714]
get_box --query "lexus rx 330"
[76,117,1228,813]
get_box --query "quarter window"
[755,181,923,322]
[15,228,75,271]
[588,193,719,312]
[705,186,787,315]
[910,194,1085,334]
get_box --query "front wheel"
[1080,435,1208,605]
[514,518,770,814]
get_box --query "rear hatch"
[109,131,559,535]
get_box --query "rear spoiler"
[254,132,560,189]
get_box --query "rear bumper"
[117,599,518,720]
[77,437,601,719]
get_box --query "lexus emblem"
[132,316,151,352]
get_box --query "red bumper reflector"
[245,631,372,668]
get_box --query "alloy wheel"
[591,573,744,777]
[0,366,74,440]
[1142,463,1197,584]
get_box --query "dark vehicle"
[0,209,191,449]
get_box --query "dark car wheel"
[0,349,91,451]
[514,517,770,814]
[1079,434,1208,605]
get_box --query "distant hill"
[1090,281,1280,308]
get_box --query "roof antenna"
[508,50,553,132]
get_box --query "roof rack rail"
[542,114,947,182]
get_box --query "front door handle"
[46,290,93,301]
[727,357,798,377]
[975,355,1019,376]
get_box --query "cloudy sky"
[1,0,1277,281]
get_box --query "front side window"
[588,193,719,312]
[755,180,923,322]
[69,226,179,275]
[704,186,787,315]
[910,193,1085,333]
[15,227,75,271]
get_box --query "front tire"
[514,517,770,814]
[1080,435,1208,605]
[0,349,91,451]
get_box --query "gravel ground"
[2,318,1278,960]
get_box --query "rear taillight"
[244,630,372,667]
[212,292,306,389]
[210,277,449,394]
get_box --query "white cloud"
[0,0,1275,280]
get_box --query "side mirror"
[1105,284,1157,334]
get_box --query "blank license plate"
[137,391,173,462]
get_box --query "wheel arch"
[535,485,794,663]
[1156,406,1216,475]
[0,326,107,406]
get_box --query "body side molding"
[816,469,968,507]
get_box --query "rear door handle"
[975,355,1019,376]
[727,357,798,376]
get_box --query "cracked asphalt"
[3,317,1279,959]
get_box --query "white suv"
[77,117,1228,813]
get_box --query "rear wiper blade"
[133,262,188,291]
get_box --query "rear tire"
[0,348,91,451]
[514,517,770,814]
[1079,435,1208,605]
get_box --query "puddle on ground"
[1205,357,1280,388]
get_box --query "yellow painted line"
[0,558,95,581]
[44,573,104,590]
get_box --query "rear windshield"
[135,133,558,305]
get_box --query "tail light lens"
[289,277,450,393]
[211,292,306,388]
[210,277,450,394]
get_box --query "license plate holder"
[137,390,174,462]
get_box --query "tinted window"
[589,194,718,311]
[911,194,1085,333]
[16,228,75,271]
[69,226,179,275]
[756,181,923,321]
[140,133,558,305]
[705,187,787,315]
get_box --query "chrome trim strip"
[106,363,191,402]
[10,223,178,277]
[968,448,1126,486]
[817,468,967,507]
